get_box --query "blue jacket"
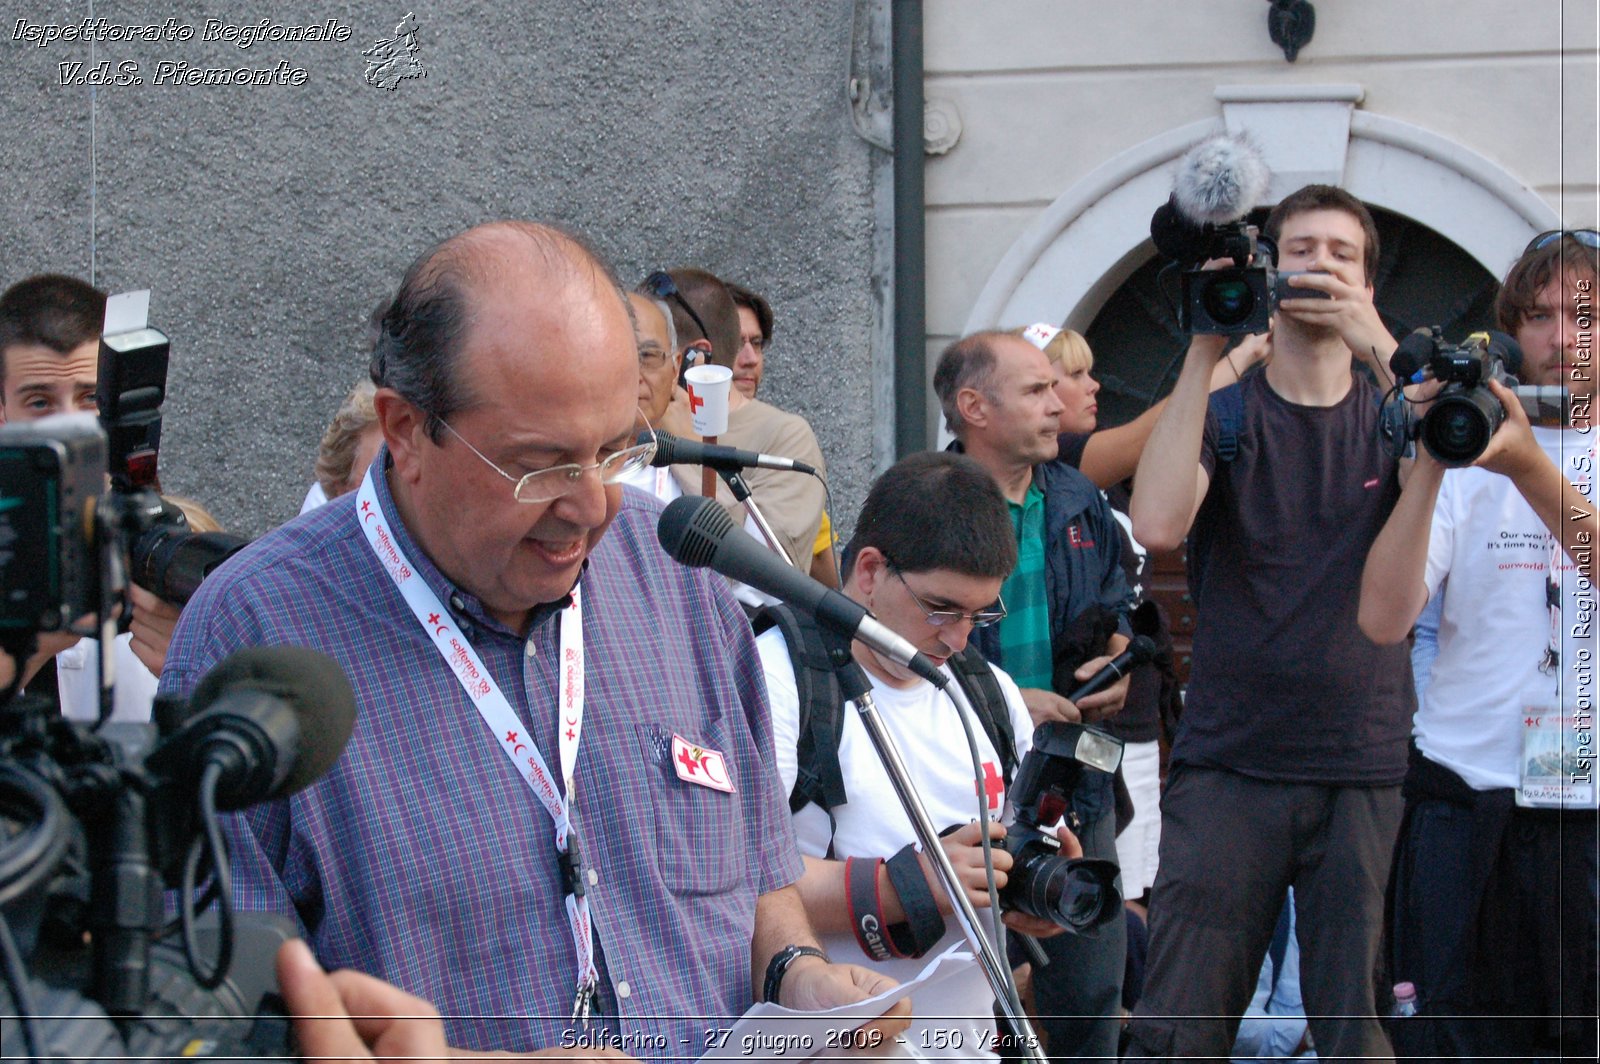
[951,446,1135,823]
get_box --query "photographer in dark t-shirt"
[1125,185,1413,1062]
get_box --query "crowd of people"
[0,185,1594,1064]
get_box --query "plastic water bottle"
[1391,981,1419,1019]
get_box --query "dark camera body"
[1180,255,1336,336]
[0,702,297,1063]
[995,721,1123,933]
[1176,222,1276,335]
[1389,329,1549,466]
[0,416,105,634]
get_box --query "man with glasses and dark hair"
[1358,229,1598,1060]
[643,267,826,605]
[758,451,1076,1058]
[933,330,1135,1062]
[726,281,773,400]
[160,221,906,1055]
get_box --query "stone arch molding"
[963,84,1563,336]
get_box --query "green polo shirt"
[996,481,1052,690]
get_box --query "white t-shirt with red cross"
[758,625,1034,1058]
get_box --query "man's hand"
[278,938,452,1064]
[779,958,912,1048]
[1018,686,1080,726]
[19,628,82,689]
[276,940,635,1063]
[1228,331,1272,375]
[1473,380,1543,480]
[128,584,180,678]
[999,825,1082,939]
[923,820,1011,913]
[1069,652,1131,722]
[1275,259,1397,380]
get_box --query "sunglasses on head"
[643,271,712,356]
[1522,229,1600,256]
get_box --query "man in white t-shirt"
[758,452,1077,1059]
[1358,230,1598,1059]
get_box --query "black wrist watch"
[762,944,829,1005]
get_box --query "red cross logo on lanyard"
[977,761,1005,811]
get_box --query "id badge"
[1518,698,1597,809]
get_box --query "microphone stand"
[829,657,1047,1064]
[717,469,799,569]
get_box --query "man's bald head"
[370,221,629,441]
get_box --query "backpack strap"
[1210,380,1245,465]
[947,645,1017,785]
[751,603,850,816]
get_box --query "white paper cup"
[684,364,733,436]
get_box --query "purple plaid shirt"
[160,461,802,1056]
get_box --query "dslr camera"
[0,312,246,651]
[1384,327,1569,466]
[995,722,1123,933]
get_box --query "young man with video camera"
[1126,185,1413,1061]
[758,451,1080,1059]
[1357,230,1598,1060]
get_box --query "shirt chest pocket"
[634,722,744,896]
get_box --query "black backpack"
[752,602,1018,826]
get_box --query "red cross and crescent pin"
[670,733,735,793]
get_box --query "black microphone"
[644,430,817,475]
[1389,328,1438,384]
[657,496,947,687]
[1064,635,1158,706]
[148,646,357,809]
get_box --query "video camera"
[1150,134,1328,335]
[1383,327,1570,466]
[995,722,1123,933]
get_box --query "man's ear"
[852,546,889,596]
[372,388,427,484]
[956,386,989,430]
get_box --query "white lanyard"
[355,469,599,1017]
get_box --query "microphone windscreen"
[1172,133,1270,226]
[643,429,678,467]
[189,646,357,797]
[1389,329,1436,382]
[1150,198,1211,263]
[657,495,731,568]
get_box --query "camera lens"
[1011,851,1119,932]
[1201,277,1256,327]
[1420,389,1502,467]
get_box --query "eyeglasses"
[1523,229,1600,255]
[643,271,712,351]
[639,345,672,370]
[435,416,657,504]
[889,565,1007,628]
[741,336,768,355]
